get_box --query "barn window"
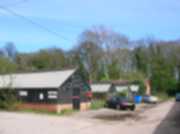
[39,93,44,100]
[48,91,58,99]
[19,91,28,96]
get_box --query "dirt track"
[0,101,180,134]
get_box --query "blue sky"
[0,0,180,52]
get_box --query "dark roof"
[112,80,139,86]
[93,80,138,86]
[0,69,76,89]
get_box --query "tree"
[17,48,67,71]
[76,26,129,81]
[4,42,17,60]
[76,41,103,80]
[108,59,120,80]
[0,57,17,110]
[149,44,177,94]
[134,45,149,75]
[0,57,16,74]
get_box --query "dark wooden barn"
[0,69,91,113]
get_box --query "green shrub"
[136,80,146,95]
[117,91,128,97]
[0,89,18,110]
[90,100,105,110]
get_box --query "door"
[72,88,80,110]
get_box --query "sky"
[0,0,180,52]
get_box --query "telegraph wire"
[0,0,28,7]
[0,5,72,42]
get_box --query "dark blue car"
[105,96,136,111]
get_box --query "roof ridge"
[0,68,77,76]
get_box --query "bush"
[90,100,105,110]
[167,81,180,96]
[150,61,177,95]
[136,80,146,95]
[0,89,18,110]
[117,91,128,97]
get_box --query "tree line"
[1,26,180,95]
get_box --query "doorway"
[72,88,80,110]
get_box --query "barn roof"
[112,80,132,85]
[0,69,76,89]
[91,83,111,93]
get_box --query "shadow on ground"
[153,102,180,134]
[93,104,156,122]
[94,112,143,121]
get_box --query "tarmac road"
[0,100,179,134]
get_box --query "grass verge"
[157,93,173,102]
[0,108,77,116]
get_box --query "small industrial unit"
[0,69,91,113]
[91,81,140,99]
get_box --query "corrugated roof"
[91,84,111,93]
[0,69,76,89]
[112,80,131,85]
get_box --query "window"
[19,91,28,96]
[48,91,58,99]
[39,93,44,100]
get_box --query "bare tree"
[76,26,130,80]
[4,42,17,60]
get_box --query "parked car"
[175,93,180,102]
[105,96,136,111]
[143,95,158,104]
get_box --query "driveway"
[0,100,180,134]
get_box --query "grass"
[18,108,57,115]
[59,109,77,116]
[90,100,105,110]
[156,93,173,102]
[11,108,77,116]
